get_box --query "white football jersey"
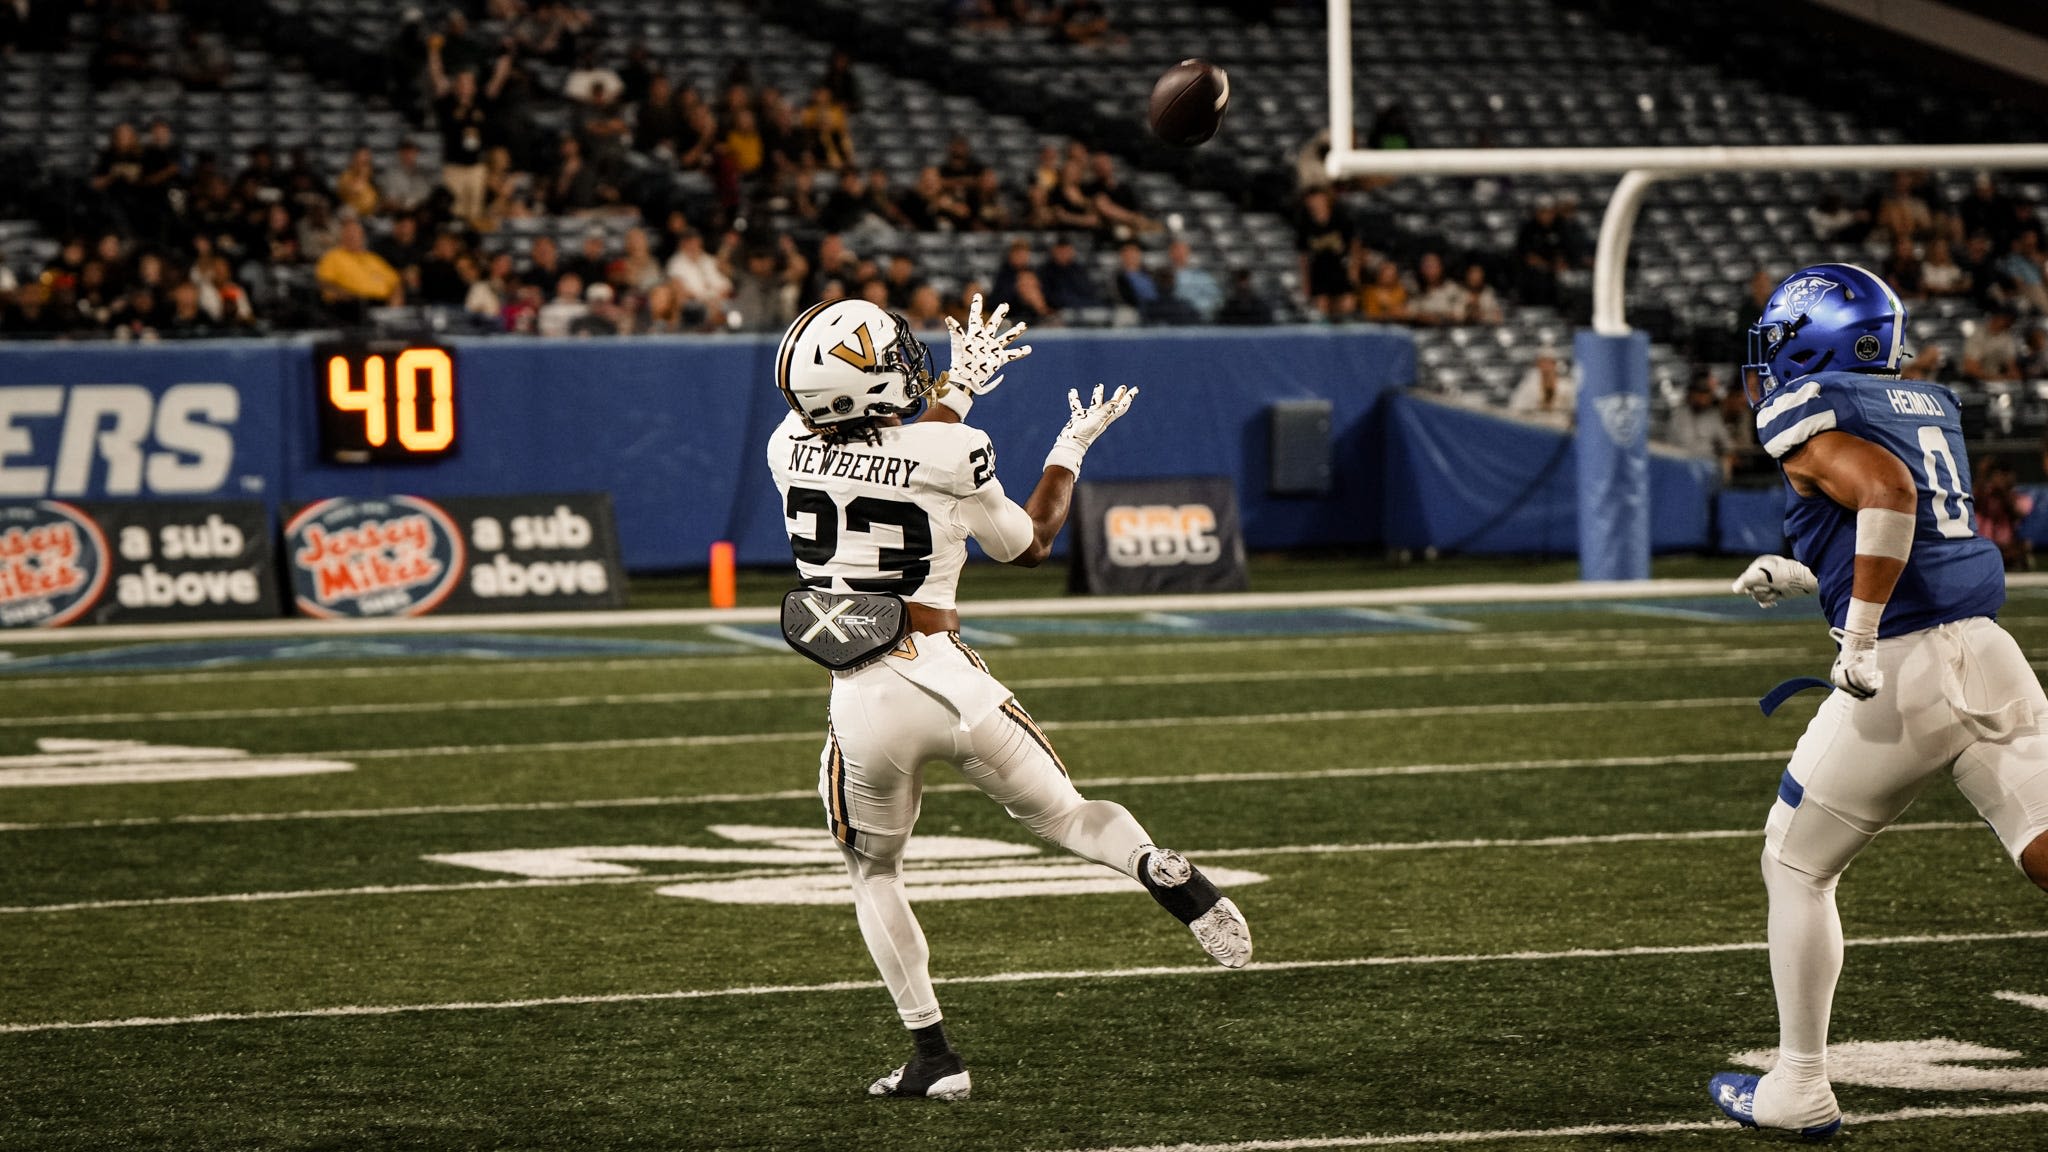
[767,412,1022,610]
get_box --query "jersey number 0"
[785,486,933,595]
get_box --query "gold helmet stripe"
[775,299,839,414]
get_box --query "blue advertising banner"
[0,341,289,505]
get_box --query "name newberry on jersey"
[784,441,927,490]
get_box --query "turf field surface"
[3,580,2047,1151]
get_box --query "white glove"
[1044,384,1138,477]
[1732,555,1817,607]
[935,293,1031,417]
[1828,627,1882,700]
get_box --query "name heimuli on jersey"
[787,442,924,488]
[1886,388,1947,418]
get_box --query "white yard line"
[3,928,2042,1034]
[0,819,1975,914]
[0,626,1831,689]
[0,751,1792,833]
[0,655,1807,728]
[1052,1103,2048,1152]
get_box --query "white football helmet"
[776,299,936,432]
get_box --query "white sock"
[1755,851,1843,1126]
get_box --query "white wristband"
[1844,597,1884,638]
[934,376,973,418]
[1855,507,1915,561]
[1044,441,1084,478]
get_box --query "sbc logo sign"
[1104,504,1221,568]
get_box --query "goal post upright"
[1324,0,2048,579]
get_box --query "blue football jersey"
[1754,371,2005,637]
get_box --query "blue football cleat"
[1709,1072,1842,1140]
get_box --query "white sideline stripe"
[0,819,1975,914]
[0,751,1793,832]
[0,578,1775,645]
[0,655,1808,728]
[1055,1103,2048,1152]
[1992,990,2048,1013]
[4,928,2043,1035]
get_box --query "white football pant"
[1755,615,2048,1119]
[818,631,1155,1029]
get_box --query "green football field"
[3,566,2047,1151]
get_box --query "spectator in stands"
[571,282,624,336]
[1047,153,1102,232]
[383,140,436,218]
[641,281,685,333]
[170,26,232,91]
[417,231,469,306]
[857,278,890,308]
[1807,189,1864,244]
[608,228,664,294]
[1507,347,1575,426]
[1876,170,1934,244]
[821,49,862,112]
[1038,237,1102,313]
[1409,252,1463,326]
[483,148,537,228]
[665,228,732,326]
[565,230,610,287]
[1458,264,1507,323]
[525,233,563,288]
[1514,196,1571,308]
[1961,231,2006,309]
[298,202,342,263]
[1088,154,1156,241]
[1010,267,1056,326]
[1974,457,2032,571]
[90,123,148,220]
[851,166,909,230]
[1922,237,1969,298]
[800,86,855,171]
[990,239,1033,304]
[969,169,1013,232]
[760,90,805,174]
[810,233,860,298]
[2000,228,2048,315]
[1219,269,1274,326]
[880,254,923,311]
[1144,268,1203,326]
[819,168,874,234]
[576,85,634,178]
[902,284,946,331]
[537,272,588,336]
[1964,308,2024,384]
[1902,341,1949,383]
[467,251,515,322]
[1959,172,2017,249]
[545,135,601,215]
[677,102,720,173]
[1664,371,1735,483]
[428,40,513,226]
[565,48,623,105]
[1296,189,1358,318]
[728,238,806,332]
[725,107,767,180]
[1112,242,1157,315]
[1882,236,1924,301]
[334,147,382,218]
[1051,0,1114,45]
[1359,259,1409,323]
[636,74,683,156]
[2023,322,2048,381]
[1166,240,1221,322]
[316,217,404,313]
[902,167,972,233]
[376,214,426,283]
[938,135,987,199]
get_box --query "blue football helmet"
[1743,263,1909,408]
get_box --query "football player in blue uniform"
[1707,263,2048,1138]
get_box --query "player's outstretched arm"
[958,384,1138,568]
[1782,430,1918,698]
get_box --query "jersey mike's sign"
[1069,477,1249,596]
[284,493,624,618]
[0,500,278,628]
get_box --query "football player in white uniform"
[768,295,1252,1102]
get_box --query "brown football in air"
[1148,59,1230,148]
